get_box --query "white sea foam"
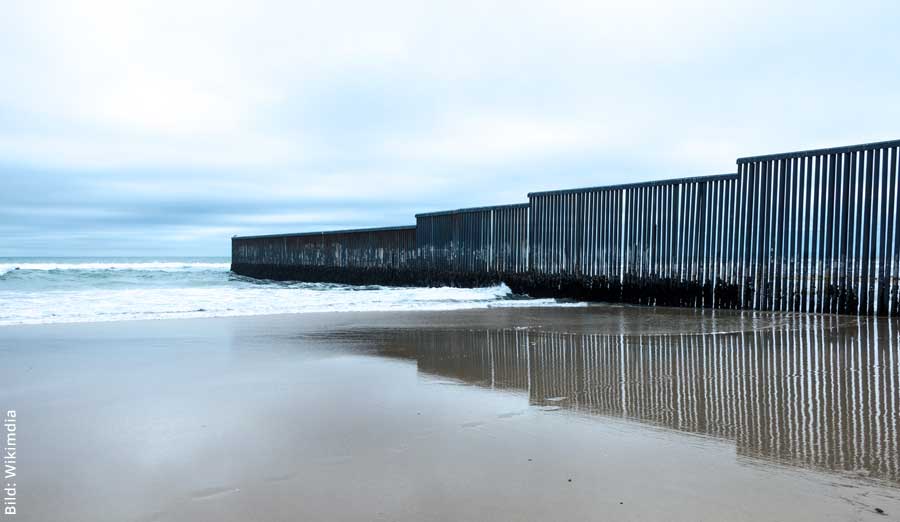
[0,258,583,325]
[0,283,582,326]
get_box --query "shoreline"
[0,295,868,333]
[0,302,587,330]
[0,303,826,337]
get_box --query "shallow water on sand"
[1,307,899,521]
[336,314,900,487]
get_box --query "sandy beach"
[2,306,900,521]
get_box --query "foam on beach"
[0,257,583,326]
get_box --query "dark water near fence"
[322,311,900,486]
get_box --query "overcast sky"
[1,0,898,256]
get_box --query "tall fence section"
[232,138,900,315]
[736,141,900,315]
[527,174,739,307]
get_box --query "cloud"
[0,0,899,255]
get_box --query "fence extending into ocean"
[232,138,900,315]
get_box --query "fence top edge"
[737,138,900,164]
[233,224,416,240]
[415,202,530,218]
[527,173,738,197]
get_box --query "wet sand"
[1,306,900,521]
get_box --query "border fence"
[527,174,739,307]
[230,225,417,285]
[736,140,900,315]
[232,138,900,315]
[416,203,529,275]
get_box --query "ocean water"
[0,257,580,326]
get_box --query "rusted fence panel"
[231,225,417,284]
[415,203,529,274]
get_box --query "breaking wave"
[0,257,581,325]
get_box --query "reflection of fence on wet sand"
[403,318,900,483]
[235,139,900,315]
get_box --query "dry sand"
[1,306,899,521]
